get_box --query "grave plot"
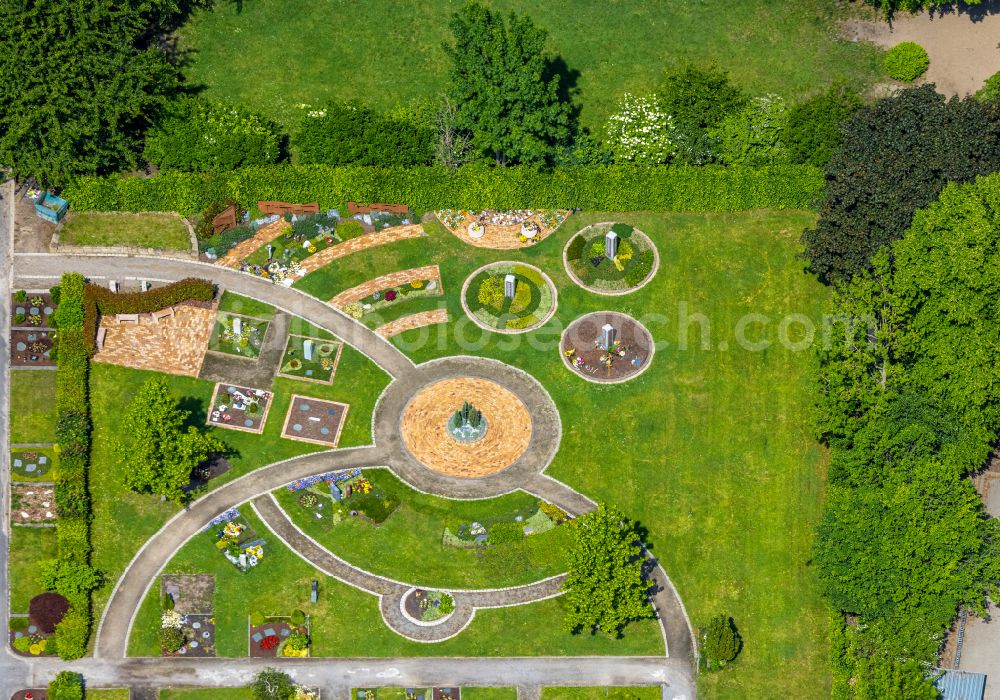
[207,384,272,433]
[11,449,54,481]
[10,329,55,367]
[280,396,349,447]
[11,292,57,329]
[160,575,216,657]
[276,335,343,384]
[564,222,658,295]
[208,508,267,572]
[402,589,455,624]
[561,311,655,384]
[248,611,310,658]
[11,484,56,524]
[207,312,270,359]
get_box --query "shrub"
[29,592,71,633]
[702,614,742,667]
[249,611,265,627]
[539,501,568,523]
[145,97,284,172]
[14,312,25,324]
[487,521,525,545]
[57,517,91,562]
[336,220,365,241]
[977,71,1000,104]
[55,479,90,519]
[196,199,246,240]
[610,223,634,237]
[49,670,84,700]
[439,593,455,615]
[199,224,255,256]
[476,276,505,310]
[624,251,655,287]
[49,285,61,305]
[293,101,434,166]
[162,592,175,610]
[160,625,186,652]
[785,84,862,167]
[13,635,32,652]
[285,630,309,650]
[298,492,318,508]
[53,605,89,660]
[659,65,748,164]
[714,95,789,166]
[290,609,306,627]
[884,42,930,82]
[605,93,677,164]
[250,668,295,700]
[10,616,30,631]
[14,289,27,302]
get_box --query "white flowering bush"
[714,95,789,166]
[605,93,677,164]
[161,610,183,629]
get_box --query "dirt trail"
[843,6,1000,97]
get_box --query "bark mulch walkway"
[297,224,425,274]
[217,219,291,269]
[400,377,532,478]
[376,309,449,339]
[437,210,570,250]
[93,303,215,377]
[329,265,441,308]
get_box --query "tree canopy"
[0,0,180,185]
[562,504,652,637]
[249,668,295,700]
[118,377,224,503]
[802,86,1000,283]
[444,0,572,165]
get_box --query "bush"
[566,234,585,261]
[57,517,91,562]
[10,616,30,631]
[14,289,27,302]
[439,593,456,615]
[159,625,186,652]
[62,164,824,215]
[476,276,505,310]
[785,84,862,167]
[610,222,634,237]
[54,479,90,519]
[29,592,71,633]
[487,521,525,545]
[13,635,32,652]
[49,670,84,700]
[659,65,748,164]
[702,614,742,667]
[293,101,434,166]
[49,285,61,305]
[604,93,677,164]
[336,220,365,241]
[624,251,655,287]
[53,606,89,660]
[285,630,308,650]
[199,224,255,256]
[884,42,930,82]
[290,609,306,627]
[714,95,789,166]
[249,611,265,627]
[145,97,284,172]
[162,592,175,610]
[250,668,295,700]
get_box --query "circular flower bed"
[461,262,557,333]
[564,222,658,295]
[561,311,655,384]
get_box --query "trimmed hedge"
[62,164,824,214]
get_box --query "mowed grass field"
[291,211,831,698]
[178,0,882,131]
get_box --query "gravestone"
[311,579,318,603]
[605,231,619,259]
[232,317,242,336]
[303,339,315,361]
[602,323,617,350]
[504,274,517,299]
[266,244,274,260]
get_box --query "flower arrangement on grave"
[223,521,244,540]
[353,477,373,494]
[299,492,318,508]
[28,314,42,326]
[320,357,333,371]
[161,610,183,629]
[244,544,264,559]
[294,687,318,700]
[385,290,397,301]
[437,209,467,229]
[260,635,279,651]
[448,401,487,443]
[410,279,424,289]
[30,296,43,306]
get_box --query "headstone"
[504,274,517,299]
[602,323,617,350]
[232,317,242,336]
[311,579,319,603]
[108,279,119,293]
[141,280,151,292]
[266,244,274,260]
[303,339,315,361]
[605,231,619,259]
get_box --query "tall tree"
[444,1,572,165]
[562,504,652,637]
[118,377,224,503]
[249,668,295,700]
[0,0,180,185]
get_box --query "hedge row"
[83,278,215,354]
[61,164,824,215]
[51,273,94,660]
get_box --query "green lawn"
[357,690,516,700]
[541,689,660,700]
[273,469,572,588]
[217,291,277,320]
[9,526,57,612]
[178,0,882,132]
[128,508,663,657]
[462,691,518,700]
[297,211,831,698]
[59,212,191,250]
[88,348,389,632]
[87,690,131,700]
[161,691,253,700]
[9,370,56,443]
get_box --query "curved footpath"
[7,251,696,699]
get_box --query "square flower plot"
[207,384,272,433]
[276,335,343,384]
[281,396,349,447]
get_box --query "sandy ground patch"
[400,377,532,478]
[843,6,1000,97]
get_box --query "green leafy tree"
[562,504,652,637]
[293,101,434,166]
[118,377,225,503]
[702,614,741,667]
[38,560,102,598]
[48,672,83,700]
[144,97,284,171]
[802,86,1000,282]
[658,65,747,164]
[249,668,295,700]
[444,1,572,165]
[785,84,862,167]
[714,94,789,166]
[0,0,179,185]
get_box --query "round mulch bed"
[560,311,655,383]
[400,377,532,478]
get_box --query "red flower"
[260,635,279,650]
[385,290,397,301]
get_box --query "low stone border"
[51,211,199,260]
[562,222,660,296]
[559,310,656,385]
[459,262,558,335]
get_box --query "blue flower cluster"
[287,468,361,492]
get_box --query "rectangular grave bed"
[249,616,310,658]
[11,484,56,524]
[10,329,55,367]
[208,312,270,359]
[162,613,215,657]
[11,449,55,482]
[11,293,57,329]
[277,335,343,384]
[280,395,349,447]
[207,383,272,433]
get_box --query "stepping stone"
[280,628,290,637]
[16,342,25,351]
[38,456,47,464]
[13,631,22,639]
[300,404,310,411]
[293,424,302,432]
[26,334,36,341]
[251,632,263,642]
[43,307,53,315]
[15,307,24,314]
[192,622,201,629]
[263,628,276,637]
[244,419,254,428]
[28,626,36,634]
[320,428,330,435]
[13,460,21,467]
[25,464,36,473]
[30,307,39,315]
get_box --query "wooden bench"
[96,327,107,351]
[116,313,139,324]
[347,201,408,215]
[151,307,175,323]
[258,201,320,216]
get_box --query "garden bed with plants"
[277,335,343,384]
[248,610,310,658]
[9,592,69,657]
[11,449,55,481]
[461,262,556,333]
[564,223,657,294]
[244,212,347,267]
[208,508,267,572]
[10,329,55,366]
[561,311,654,383]
[11,291,57,329]
[402,589,455,623]
[286,469,400,525]
[11,483,56,524]
[342,278,441,327]
[208,312,270,358]
[207,384,272,433]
